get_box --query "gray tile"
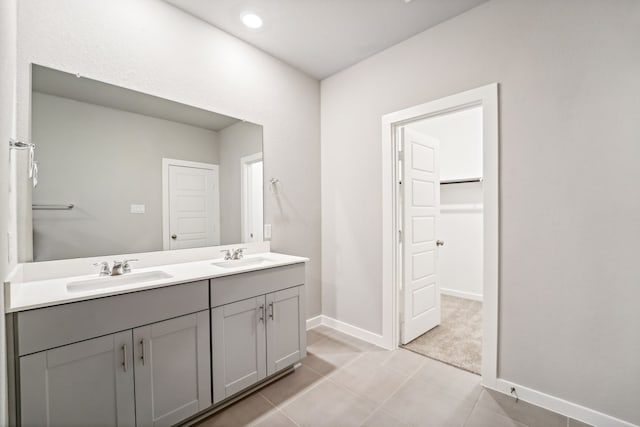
[198,393,277,427]
[328,354,408,404]
[360,408,409,427]
[303,334,363,376]
[381,348,427,376]
[413,357,481,398]
[252,410,299,427]
[308,325,334,337]
[307,329,326,346]
[382,376,479,427]
[464,407,528,427]
[568,418,593,427]
[476,389,567,427]
[260,365,323,406]
[281,379,377,427]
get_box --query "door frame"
[162,158,219,250]
[381,83,499,387]
[240,152,263,243]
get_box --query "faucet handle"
[220,249,232,260]
[122,259,138,274]
[233,248,247,260]
[93,261,110,276]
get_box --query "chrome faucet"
[93,261,110,276]
[232,248,246,260]
[93,259,138,276]
[219,248,246,261]
[111,260,124,276]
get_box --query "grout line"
[462,388,485,426]
[274,406,302,427]
[400,344,481,376]
[357,355,427,426]
[245,393,281,427]
[257,374,327,410]
[382,351,426,377]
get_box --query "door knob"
[171,234,177,240]
[436,240,445,247]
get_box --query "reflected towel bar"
[440,177,483,185]
[32,204,74,210]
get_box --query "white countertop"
[6,252,308,313]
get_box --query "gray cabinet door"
[20,331,135,427]
[133,310,211,427]
[212,296,266,403]
[266,286,304,376]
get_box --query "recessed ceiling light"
[241,13,263,29]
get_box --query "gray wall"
[0,0,16,423]
[15,0,321,318]
[32,92,220,261]
[218,121,263,244]
[321,0,640,424]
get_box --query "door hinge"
[398,229,403,243]
[397,148,404,185]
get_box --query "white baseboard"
[306,316,634,427]
[305,315,323,330]
[440,288,483,302]
[305,315,387,348]
[493,379,636,427]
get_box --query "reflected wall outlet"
[264,224,272,240]
[130,204,145,214]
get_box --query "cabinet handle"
[122,344,128,372]
[269,302,274,320]
[140,339,145,366]
[258,304,265,323]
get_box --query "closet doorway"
[380,84,499,387]
[399,106,483,374]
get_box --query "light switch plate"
[264,224,272,240]
[130,204,145,214]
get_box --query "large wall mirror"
[30,64,264,262]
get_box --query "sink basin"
[67,271,173,293]
[211,257,272,269]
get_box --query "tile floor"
[197,326,591,427]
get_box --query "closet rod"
[32,204,74,210]
[440,177,483,185]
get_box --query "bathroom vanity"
[5,250,307,426]
[4,63,309,426]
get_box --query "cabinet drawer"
[210,264,305,307]
[17,280,209,356]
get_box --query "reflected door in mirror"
[166,160,220,249]
[242,154,264,243]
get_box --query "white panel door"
[133,311,211,427]
[401,127,442,344]
[20,331,135,427]
[241,153,264,243]
[247,160,264,242]
[168,162,220,249]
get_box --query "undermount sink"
[211,257,272,269]
[67,271,173,293]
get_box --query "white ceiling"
[164,0,488,80]
[32,65,240,131]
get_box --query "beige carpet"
[402,294,482,375]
